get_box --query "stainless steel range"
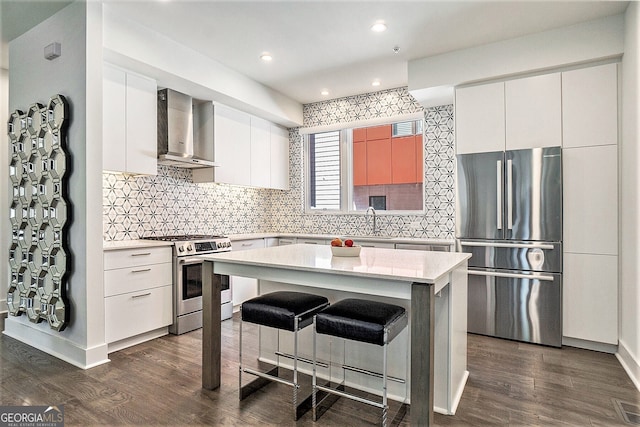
[143,234,232,335]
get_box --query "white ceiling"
[1,1,630,104]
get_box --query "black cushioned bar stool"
[312,298,408,427]
[239,291,329,420]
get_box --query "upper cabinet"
[250,116,271,188]
[455,73,561,153]
[211,104,252,186]
[193,104,290,189]
[455,82,505,154]
[270,124,290,190]
[562,63,618,148]
[103,63,158,175]
[505,73,562,149]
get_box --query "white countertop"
[229,232,455,246]
[103,240,173,251]
[199,243,469,285]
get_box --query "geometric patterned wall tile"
[103,87,455,241]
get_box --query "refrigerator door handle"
[467,269,555,282]
[507,158,513,230]
[496,160,503,230]
[459,241,555,250]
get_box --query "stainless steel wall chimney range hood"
[157,89,218,168]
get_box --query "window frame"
[304,120,426,215]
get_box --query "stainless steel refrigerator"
[456,146,562,347]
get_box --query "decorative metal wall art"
[7,94,70,331]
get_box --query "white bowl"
[330,245,361,257]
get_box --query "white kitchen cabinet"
[250,116,271,187]
[561,64,619,347]
[455,82,505,154]
[265,237,279,247]
[103,63,157,175]
[357,241,395,249]
[230,238,265,306]
[213,104,252,186]
[103,246,172,351]
[505,73,562,150]
[298,238,329,245]
[278,238,297,245]
[563,253,618,345]
[195,104,290,189]
[271,124,290,190]
[563,145,618,256]
[562,63,618,149]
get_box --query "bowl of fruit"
[330,238,361,257]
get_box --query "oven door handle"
[177,258,204,266]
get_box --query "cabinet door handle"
[131,268,151,273]
[131,252,151,257]
[241,243,253,247]
[131,292,152,299]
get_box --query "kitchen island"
[199,244,470,426]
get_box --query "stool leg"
[382,332,388,427]
[239,307,243,400]
[292,316,299,421]
[312,316,318,420]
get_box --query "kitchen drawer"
[278,238,297,246]
[104,262,173,297]
[104,246,172,270]
[395,243,450,252]
[105,284,172,343]
[298,238,329,245]
[358,241,395,249]
[233,238,264,251]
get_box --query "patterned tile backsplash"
[103,87,455,241]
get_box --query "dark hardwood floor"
[1,313,639,426]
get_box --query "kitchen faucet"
[365,206,378,235]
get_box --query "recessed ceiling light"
[372,80,381,87]
[260,53,273,62]
[321,89,329,96]
[370,21,387,32]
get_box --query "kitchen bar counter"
[199,244,470,426]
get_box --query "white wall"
[408,14,624,105]
[101,5,303,128]
[619,2,640,391]
[3,1,108,368]
[1,67,8,314]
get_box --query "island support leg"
[411,282,435,426]
[202,261,222,390]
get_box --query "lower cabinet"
[563,253,618,345]
[103,246,173,351]
[231,238,264,306]
[105,285,172,344]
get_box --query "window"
[308,131,341,210]
[306,120,424,213]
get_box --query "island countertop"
[198,244,470,292]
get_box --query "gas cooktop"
[143,234,232,255]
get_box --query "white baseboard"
[617,339,640,392]
[106,327,169,353]
[2,317,109,369]
[562,336,618,354]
